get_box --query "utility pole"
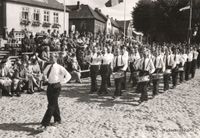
[188,0,193,46]
[63,0,66,33]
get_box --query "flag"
[105,0,123,7]
[179,5,190,12]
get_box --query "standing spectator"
[38,53,71,130]
[22,33,30,52]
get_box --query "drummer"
[136,49,155,103]
[112,47,128,98]
[128,46,140,87]
[171,48,180,88]
[179,48,187,83]
[152,48,164,97]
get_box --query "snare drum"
[113,71,124,79]
[138,75,150,82]
[151,73,163,80]
[133,71,139,76]
[178,67,184,72]
[164,69,171,74]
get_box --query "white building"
[0,0,69,36]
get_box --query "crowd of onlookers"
[1,28,200,98]
[0,29,132,97]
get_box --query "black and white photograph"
[0,0,200,137]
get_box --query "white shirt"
[187,52,193,62]
[101,53,112,65]
[138,58,155,74]
[153,55,165,72]
[193,51,199,60]
[112,55,128,71]
[89,53,101,65]
[129,53,140,63]
[44,63,71,84]
[107,53,114,64]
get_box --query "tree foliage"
[132,0,200,43]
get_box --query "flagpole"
[123,0,127,42]
[63,0,66,32]
[188,0,193,46]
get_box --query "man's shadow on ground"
[0,122,43,136]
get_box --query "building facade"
[67,3,106,35]
[0,0,69,37]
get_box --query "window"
[33,9,40,21]
[53,12,59,24]
[22,7,29,20]
[44,11,50,22]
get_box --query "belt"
[48,82,60,86]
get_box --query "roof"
[116,20,131,30]
[110,18,120,28]
[67,4,106,23]
[6,0,70,12]
[94,8,107,21]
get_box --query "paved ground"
[0,71,200,138]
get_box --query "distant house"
[67,2,106,35]
[0,0,70,37]
[94,8,120,35]
[117,20,143,42]
[110,18,120,35]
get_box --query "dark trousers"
[0,84,11,96]
[114,77,123,96]
[107,65,112,87]
[197,58,200,69]
[152,79,159,96]
[98,65,109,94]
[90,65,99,93]
[185,61,191,81]
[179,71,184,83]
[191,60,197,78]
[163,74,170,91]
[130,71,138,87]
[172,69,178,87]
[41,83,61,126]
[137,81,149,101]
[121,71,127,90]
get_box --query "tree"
[132,0,200,43]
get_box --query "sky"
[57,0,139,20]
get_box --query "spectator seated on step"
[28,56,43,92]
[69,54,82,83]
[0,57,13,96]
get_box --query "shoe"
[8,93,13,97]
[37,125,47,131]
[16,93,21,97]
[52,121,61,126]
[27,89,34,94]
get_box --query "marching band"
[87,44,199,103]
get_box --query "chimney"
[106,15,109,18]
[98,9,101,13]
[95,8,98,11]
[77,1,80,9]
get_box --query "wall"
[6,2,69,35]
[94,20,105,34]
[69,19,94,34]
[112,26,119,34]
